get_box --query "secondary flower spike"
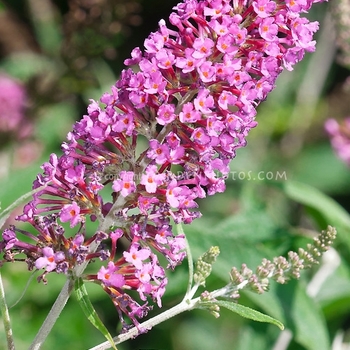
[325,118,350,166]
[0,0,325,331]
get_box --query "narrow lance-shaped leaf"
[283,180,350,250]
[284,180,350,228]
[201,300,284,330]
[75,278,118,350]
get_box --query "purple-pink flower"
[123,243,151,269]
[112,171,136,197]
[35,247,65,272]
[97,261,126,288]
[156,103,177,125]
[59,202,83,228]
[141,165,166,193]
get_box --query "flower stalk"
[0,0,329,347]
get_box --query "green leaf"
[284,180,350,227]
[201,300,284,330]
[287,280,330,350]
[245,280,330,350]
[313,259,350,320]
[290,143,350,194]
[242,288,287,325]
[74,278,117,350]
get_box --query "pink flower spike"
[1,0,327,331]
[59,202,82,228]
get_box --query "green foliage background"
[1,1,350,349]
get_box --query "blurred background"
[1,0,350,349]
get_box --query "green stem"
[28,278,74,350]
[0,272,15,350]
[177,223,195,299]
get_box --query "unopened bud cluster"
[194,246,220,286]
[228,226,337,297]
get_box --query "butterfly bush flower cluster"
[0,74,30,139]
[325,118,350,166]
[0,0,324,331]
